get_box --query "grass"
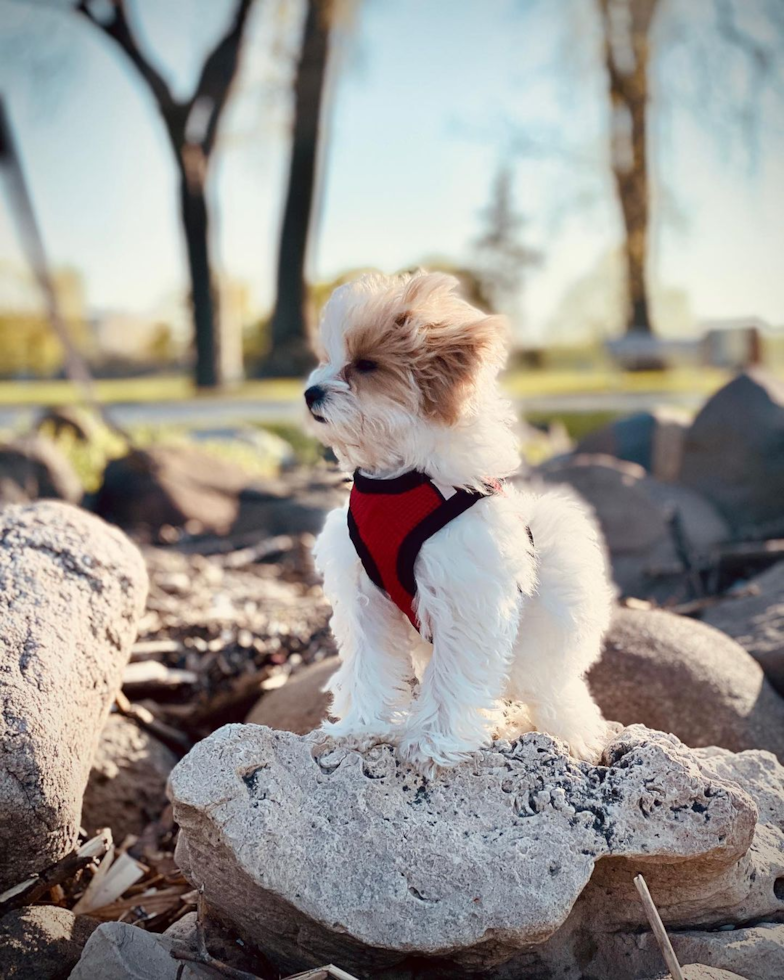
[0,365,756,408]
[0,375,302,406]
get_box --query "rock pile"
[535,370,784,604]
[95,446,347,538]
[533,454,729,603]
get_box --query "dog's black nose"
[304,385,325,409]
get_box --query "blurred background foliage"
[0,0,781,397]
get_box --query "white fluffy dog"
[304,271,613,774]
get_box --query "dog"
[304,270,614,774]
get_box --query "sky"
[0,0,782,346]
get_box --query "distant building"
[700,317,767,369]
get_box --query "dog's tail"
[526,486,616,655]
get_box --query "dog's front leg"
[314,508,415,742]
[399,569,521,776]
[321,570,416,741]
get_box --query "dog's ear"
[418,314,507,425]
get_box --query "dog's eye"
[354,358,378,374]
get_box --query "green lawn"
[0,366,746,407]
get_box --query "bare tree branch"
[193,0,255,156]
[75,0,176,116]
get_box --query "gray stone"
[95,447,346,537]
[0,502,148,891]
[703,561,784,696]
[680,370,784,539]
[0,435,82,504]
[169,723,774,976]
[0,906,99,980]
[534,454,729,603]
[575,408,689,482]
[68,921,214,979]
[588,608,784,761]
[81,714,177,843]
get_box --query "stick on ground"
[634,873,685,980]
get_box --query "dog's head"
[303,271,508,470]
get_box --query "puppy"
[304,271,613,774]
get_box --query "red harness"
[347,470,496,632]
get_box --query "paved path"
[0,389,704,432]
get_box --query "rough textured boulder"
[169,723,784,978]
[0,502,147,891]
[680,370,784,539]
[0,906,99,980]
[69,921,214,979]
[95,447,346,537]
[589,608,784,761]
[0,435,82,504]
[245,657,337,733]
[81,714,177,842]
[534,454,729,603]
[575,409,689,482]
[703,561,784,696]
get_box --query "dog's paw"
[567,722,614,764]
[398,730,476,778]
[313,717,399,753]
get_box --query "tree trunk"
[600,0,659,337]
[76,0,255,390]
[261,0,331,377]
[615,85,651,334]
[178,151,219,388]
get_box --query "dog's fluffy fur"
[305,271,614,773]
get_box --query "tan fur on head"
[341,272,507,424]
[305,270,514,479]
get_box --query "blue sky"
[0,0,782,344]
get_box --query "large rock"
[0,435,82,504]
[95,447,346,538]
[245,657,337,733]
[589,608,784,761]
[575,408,689,482]
[169,723,784,977]
[81,714,177,842]
[680,370,784,539]
[703,561,784,695]
[0,906,99,980]
[69,921,214,979]
[94,446,252,535]
[0,502,147,891]
[534,454,729,603]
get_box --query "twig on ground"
[169,888,263,980]
[0,829,112,911]
[283,967,360,980]
[634,873,685,980]
[115,690,192,754]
